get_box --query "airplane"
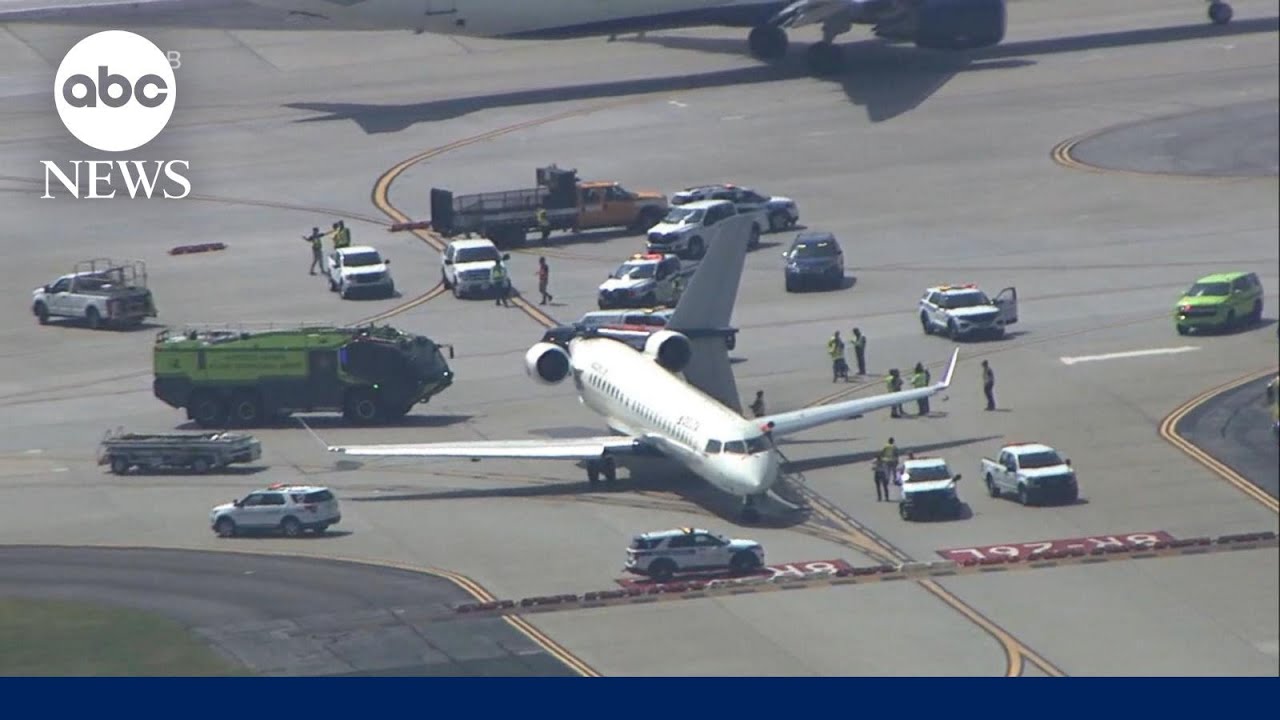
[2,0,1241,76]
[328,214,960,523]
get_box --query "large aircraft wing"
[665,214,752,412]
[328,436,643,461]
[759,348,959,438]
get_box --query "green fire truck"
[153,324,455,427]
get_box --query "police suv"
[597,253,685,309]
[625,527,765,582]
[671,183,799,233]
[897,456,964,521]
[210,483,341,538]
[919,284,1018,340]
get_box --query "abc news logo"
[42,30,190,199]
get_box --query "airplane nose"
[749,452,781,493]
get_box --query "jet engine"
[524,342,571,385]
[912,0,1006,50]
[643,330,693,373]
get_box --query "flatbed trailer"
[98,429,262,474]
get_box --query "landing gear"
[748,24,788,61]
[586,456,617,487]
[740,495,762,524]
[1208,2,1233,25]
[806,42,844,76]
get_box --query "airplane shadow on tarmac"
[284,17,1277,132]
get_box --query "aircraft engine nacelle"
[914,0,1006,50]
[643,330,693,373]
[524,342,572,385]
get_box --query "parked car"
[210,484,341,538]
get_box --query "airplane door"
[994,287,1018,325]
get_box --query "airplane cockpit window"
[704,440,722,453]
[724,440,747,454]
[745,436,770,454]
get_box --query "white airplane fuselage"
[248,0,784,37]
[567,336,780,499]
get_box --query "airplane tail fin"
[665,215,752,413]
[666,214,751,333]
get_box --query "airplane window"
[705,440,722,453]
[724,440,747,454]
[745,436,770,454]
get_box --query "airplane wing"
[665,214,752,412]
[759,348,959,438]
[328,436,643,461]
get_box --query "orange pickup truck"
[428,165,668,248]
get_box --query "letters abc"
[43,30,191,199]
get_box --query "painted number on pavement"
[937,531,1177,563]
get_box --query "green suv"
[1174,272,1264,335]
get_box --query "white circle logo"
[54,30,176,153]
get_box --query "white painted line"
[668,100,687,108]
[1060,346,1200,366]
[23,449,42,455]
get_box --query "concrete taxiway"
[1,0,1277,675]
[1177,375,1279,500]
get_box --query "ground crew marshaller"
[536,256,553,305]
[851,327,867,375]
[875,437,900,501]
[887,368,904,417]
[491,259,510,307]
[982,360,996,410]
[912,362,931,416]
[827,331,848,382]
[329,220,351,250]
[303,226,324,275]
[536,207,552,244]
[750,390,766,418]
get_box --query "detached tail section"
[665,215,753,413]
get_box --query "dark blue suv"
[783,232,845,292]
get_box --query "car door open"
[994,287,1018,325]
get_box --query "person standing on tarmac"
[491,258,510,307]
[851,328,867,376]
[982,360,997,411]
[332,220,351,250]
[750,390,766,418]
[303,227,324,275]
[827,331,848,383]
[536,207,552,244]
[912,362,931,417]
[875,437,900,501]
[887,368,905,417]
[535,257,553,305]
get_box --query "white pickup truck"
[327,245,395,299]
[32,259,157,330]
[980,442,1079,506]
[645,199,762,259]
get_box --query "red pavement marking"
[937,531,1178,563]
[616,559,853,588]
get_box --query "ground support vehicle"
[428,165,668,247]
[98,429,261,474]
[981,442,1079,505]
[32,258,157,329]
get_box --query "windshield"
[905,465,951,482]
[791,241,838,258]
[940,291,991,309]
[745,436,771,454]
[455,247,500,264]
[343,251,382,267]
[1017,451,1064,469]
[611,262,655,280]
[1185,282,1230,297]
[663,207,703,224]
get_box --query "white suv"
[210,484,341,538]
[441,238,509,299]
[919,284,1018,340]
[671,184,798,233]
[625,527,765,582]
[646,199,760,259]
[327,246,395,299]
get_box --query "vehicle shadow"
[43,320,166,333]
[118,465,271,477]
[900,501,974,523]
[217,530,355,540]
[1183,316,1276,337]
[172,414,474,431]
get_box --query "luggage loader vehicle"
[153,323,454,427]
[98,428,262,475]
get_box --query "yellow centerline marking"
[1159,367,1280,514]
